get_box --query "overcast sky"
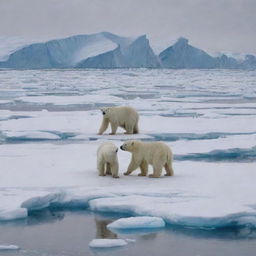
[0,0,255,54]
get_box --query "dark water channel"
[0,210,255,256]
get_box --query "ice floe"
[89,239,127,248]
[0,245,20,250]
[107,216,165,229]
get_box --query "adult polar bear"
[97,142,119,178]
[120,140,174,178]
[98,106,139,135]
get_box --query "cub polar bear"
[97,142,119,178]
[120,140,174,178]
[98,106,139,135]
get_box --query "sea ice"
[0,69,256,232]
[0,245,20,250]
[0,208,27,221]
[89,239,127,248]
[107,216,165,229]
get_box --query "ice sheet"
[0,69,256,232]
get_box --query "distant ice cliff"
[0,33,255,69]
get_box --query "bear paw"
[149,174,160,178]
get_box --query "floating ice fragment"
[89,239,127,248]
[0,208,27,221]
[0,245,20,250]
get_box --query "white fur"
[98,106,139,135]
[121,140,174,178]
[97,142,119,178]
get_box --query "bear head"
[100,107,112,118]
[120,140,140,152]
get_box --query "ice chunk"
[0,208,27,221]
[107,216,165,229]
[89,239,127,248]
[0,245,20,250]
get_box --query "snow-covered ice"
[89,239,128,248]
[107,216,165,229]
[0,69,256,232]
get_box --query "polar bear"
[98,106,139,135]
[97,142,119,178]
[120,140,174,178]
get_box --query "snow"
[0,245,20,250]
[0,69,256,232]
[107,216,165,229]
[71,34,117,65]
[89,239,128,248]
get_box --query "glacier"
[0,33,255,69]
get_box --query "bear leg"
[124,159,140,175]
[139,160,148,176]
[106,163,112,175]
[164,162,174,176]
[124,124,133,134]
[133,121,139,134]
[98,119,109,135]
[149,163,162,178]
[98,162,106,176]
[111,162,119,178]
[109,123,118,135]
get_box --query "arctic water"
[0,69,256,255]
[0,209,256,256]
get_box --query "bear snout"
[102,111,106,115]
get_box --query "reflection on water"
[0,210,256,256]
[95,218,117,239]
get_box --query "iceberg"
[0,32,159,69]
[159,37,216,68]
[159,38,256,69]
[76,35,160,68]
[1,33,255,69]
[242,55,256,69]
[214,54,241,69]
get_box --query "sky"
[0,0,255,54]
